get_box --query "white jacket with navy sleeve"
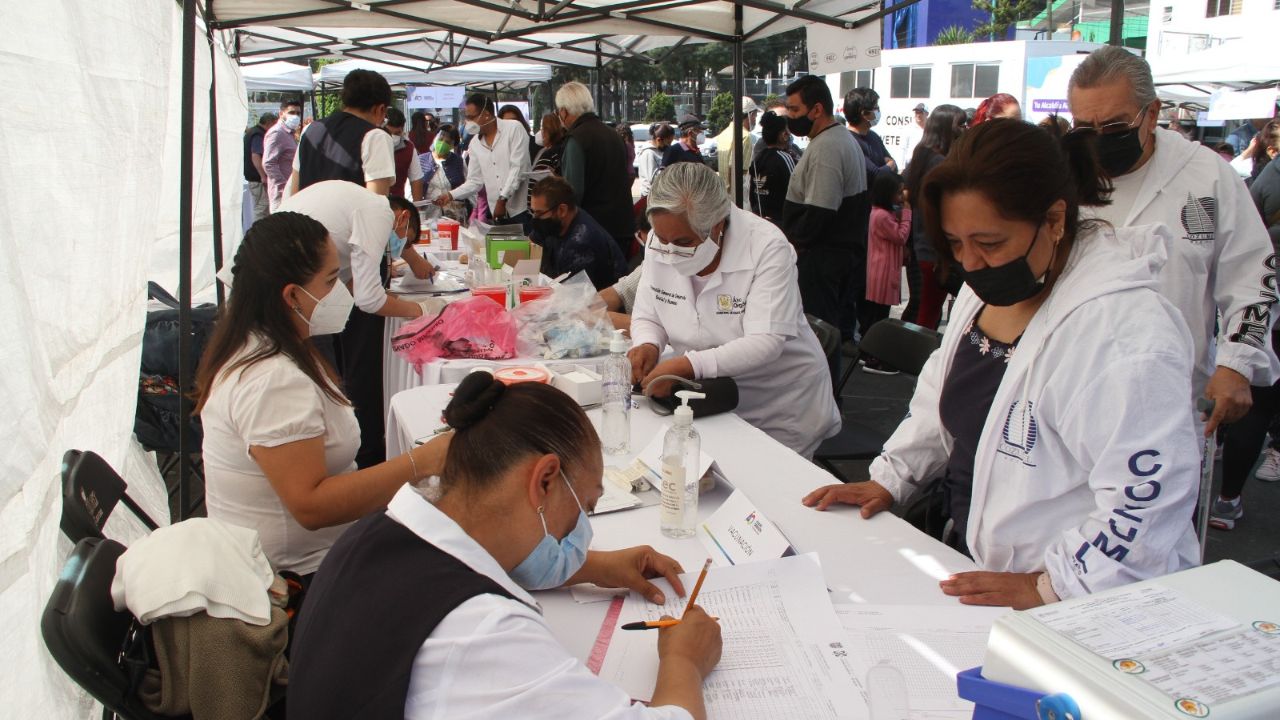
[869,223,1201,600]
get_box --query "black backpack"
[134,283,218,453]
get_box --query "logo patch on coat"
[997,400,1038,466]
[1179,194,1216,243]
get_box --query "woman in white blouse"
[288,372,723,720]
[195,212,450,578]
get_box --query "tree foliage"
[934,25,976,45]
[707,92,735,134]
[645,91,676,122]
[971,0,1038,40]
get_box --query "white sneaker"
[1256,447,1280,482]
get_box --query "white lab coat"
[869,224,1201,600]
[631,206,840,457]
[1088,127,1280,397]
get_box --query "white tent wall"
[149,13,248,302]
[0,1,242,716]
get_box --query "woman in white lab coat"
[628,162,840,458]
[802,120,1200,609]
[288,372,723,720]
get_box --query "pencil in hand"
[682,558,713,619]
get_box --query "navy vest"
[287,510,516,720]
[297,111,376,190]
[243,125,266,182]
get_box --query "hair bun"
[445,371,506,430]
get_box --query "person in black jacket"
[528,177,626,290]
[749,113,796,224]
[902,104,966,329]
[555,82,637,257]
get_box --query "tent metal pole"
[208,29,226,308]
[732,4,744,208]
[178,0,198,520]
[595,41,603,115]
[1109,0,1125,46]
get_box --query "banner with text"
[406,85,467,110]
[806,21,882,75]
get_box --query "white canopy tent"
[1151,36,1279,88]
[315,57,552,88]
[241,58,313,90]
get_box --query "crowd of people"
[213,45,1278,717]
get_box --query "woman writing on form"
[804,120,1200,608]
[288,372,722,720]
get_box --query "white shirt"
[200,337,359,575]
[1093,156,1153,228]
[291,122,396,184]
[453,118,532,215]
[630,206,841,457]
[385,487,692,720]
[277,180,395,314]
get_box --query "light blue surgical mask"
[388,225,407,259]
[869,109,882,127]
[508,471,593,590]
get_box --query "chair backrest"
[805,314,843,397]
[41,537,171,720]
[859,318,943,377]
[61,450,159,545]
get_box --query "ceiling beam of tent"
[544,0,576,18]
[730,0,859,29]
[555,0,704,22]
[494,0,724,40]
[849,0,925,28]
[342,50,443,75]
[451,0,542,22]
[310,0,499,42]
[289,26,446,69]
[653,36,691,63]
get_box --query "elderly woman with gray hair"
[627,162,841,458]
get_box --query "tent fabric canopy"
[241,59,313,90]
[1150,37,1279,88]
[315,57,551,87]
[210,0,871,43]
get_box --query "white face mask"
[283,113,301,131]
[649,231,720,277]
[294,282,355,336]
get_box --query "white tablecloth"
[386,383,983,664]
[381,260,608,418]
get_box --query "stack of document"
[599,554,866,719]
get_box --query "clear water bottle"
[601,329,632,455]
[661,391,705,538]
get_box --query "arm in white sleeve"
[1211,163,1280,385]
[500,128,530,201]
[361,130,396,183]
[450,150,484,201]
[348,204,395,313]
[407,148,425,181]
[1045,348,1200,600]
[686,333,785,379]
[628,262,669,351]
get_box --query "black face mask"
[1096,129,1145,177]
[960,224,1052,307]
[787,111,815,138]
[531,216,562,238]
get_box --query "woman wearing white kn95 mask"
[288,371,724,720]
[629,162,840,458]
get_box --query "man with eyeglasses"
[527,177,624,290]
[1068,46,1278,441]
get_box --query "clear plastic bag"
[511,272,613,360]
[391,296,517,369]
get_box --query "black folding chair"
[60,450,160,545]
[815,318,943,481]
[41,537,183,720]
[805,314,842,403]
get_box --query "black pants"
[798,246,855,331]
[902,246,922,324]
[838,246,867,343]
[1221,383,1280,499]
[338,307,386,468]
[859,301,891,335]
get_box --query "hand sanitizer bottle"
[601,329,632,455]
[661,390,705,538]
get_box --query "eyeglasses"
[1070,108,1146,137]
[646,232,697,258]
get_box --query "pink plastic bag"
[391,296,516,369]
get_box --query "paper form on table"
[833,603,1007,720]
[598,553,866,719]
